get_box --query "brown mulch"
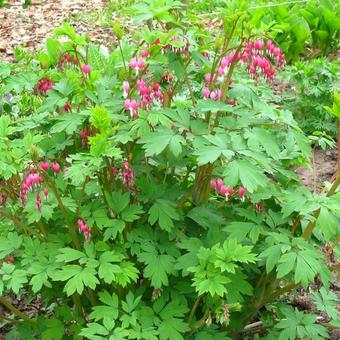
[0,0,114,62]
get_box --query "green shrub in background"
[189,0,340,61]
[281,58,340,136]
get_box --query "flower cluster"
[19,162,62,209]
[0,191,8,206]
[35,78,53,95]
[123,77,164,118]
[20,172,43,207]
[241,39,286,81]
[129,57,146,74]
[122,161,134,190]
[201,39,286,100]
[41,161,61,176]
[77,219,91,241]
[202,87,222,101]
[210,178,246,201]
[63,53,78,65]
[162,36,190,55]
[79,128,93,148]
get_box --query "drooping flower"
[63,102,72,112]
[140,50,150,58]
[6,93,13,102]
[227,187,234,197]
[77,219,92,241]
[216,178,224,191]
[79,128,93,148]
[124,99,139,118]
[64,54,71,63]
[219,185,228,196]
[123,81,130,98]
[36,78,53,95]
[210,179,217,190]
[238,187,246,201]
[129,57,145,73]
[51,163,60,176]
[81,64,91,74]
[202,87,210,99]
[40,162,49,171]
[122,161,134,190]
[36,191,42,211]
[43,188,49,200]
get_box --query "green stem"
[118,39,128,77]
[76,177,88,217]
[72,293,83,317]
[265,283,299,303]
[0,209,45,241]
[85,289,97,306]
[188,295,202,325]
[45,175,81,250]
[0,296,34,323]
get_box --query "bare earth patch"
[0,0,113,61]
[295,148,337,192]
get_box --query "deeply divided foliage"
[0,1,339,339]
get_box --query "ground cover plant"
[0,1,339,339]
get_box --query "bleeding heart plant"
[0,2,338,340]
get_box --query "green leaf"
[50,114,83,135]
[311,287,339,320]
[195,274,230,297]
[42,319,64,340]
[52,265,99,296]
[277,252,297,278]
[223,159,268,192]
[155,299,189,340]
[106,191,130,214]
[148,199,179,231]
[114,261,139,287]
[139,128,184,157]
[186,206,225,230]
[196,99,233,113]
[138,252,175,288]
[90,291,119,330]
[28,259,54,292]
[56,248,85,263]
[316,207,340,239]
[224,222,265,243]
[274,308,328,340]
[260,244,284,273]
[248,127,280,159]
[97,252,123,284]
[121,205,144,222]
[53,79,76,97]
[0,115,13,137]
[2,265,28,294]
[194,134,234,166]
[0,233,23,258]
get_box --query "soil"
[0,0,113,62]
[295,147,338,191]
